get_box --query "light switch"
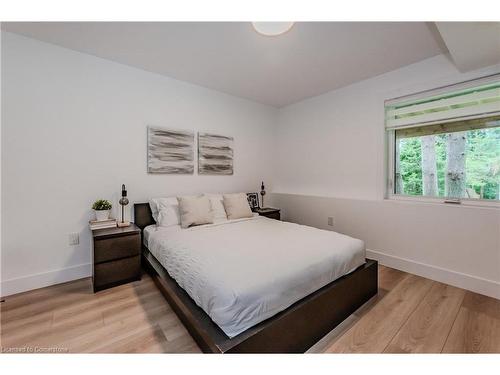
[68,233,79,246]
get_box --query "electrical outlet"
[68,233,79,246]
[327,217,334,226]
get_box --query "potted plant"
[92,199,112,221]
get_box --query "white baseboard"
[2,252,498,300]
[1,263,91,297]
[366,249,500,300]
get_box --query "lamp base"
[117,221,130,228]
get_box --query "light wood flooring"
[1,265,499,353]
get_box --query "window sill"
[386,194,500,210]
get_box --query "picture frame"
[246,192,260,211]
[147,126,194,174]
[198,132,234,175]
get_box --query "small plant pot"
[95,209,110,221]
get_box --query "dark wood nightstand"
[254,207,281,220]
[91,223,141,292]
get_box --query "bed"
[135,203,378,353]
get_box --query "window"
[386,75,500,203]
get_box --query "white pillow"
[177,195,214,228]
[204,193,228,222]
[149,199,161,222]
[149,197,180,227]
[157,199,181,227]
[223,193,253,220]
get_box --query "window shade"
[395,115,500,139]
[385,76,500,130]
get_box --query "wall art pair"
[147,126,233,175]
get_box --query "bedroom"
[1,0,499,372]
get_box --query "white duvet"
[146,216,365,338]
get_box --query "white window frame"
[385,76,500,209]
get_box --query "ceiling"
[1,22,446,107]
[436,22,500,72]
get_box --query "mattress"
[146,216,365,338]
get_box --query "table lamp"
[117,184,130,227]
[260,181,266,208]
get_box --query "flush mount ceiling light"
[252,22,295,36]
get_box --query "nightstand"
[254,207,281,220]
[91,223,141,292]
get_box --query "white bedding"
[146,216,365,338]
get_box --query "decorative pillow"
[149,197,179,224]
[223,193,253,220]
[204,193,228,222]
[177,195,213,228]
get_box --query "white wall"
[2,32,499,299]
[1,32,276,296]
[272,55,500,299]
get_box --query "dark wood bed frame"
[134,202,378,353]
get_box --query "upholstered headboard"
[134,203,155,230]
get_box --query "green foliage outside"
[466,128,500,199]
[398,127,500,200]
[399,137,423,196]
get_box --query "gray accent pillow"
[177,195,214,228]
[223,193,253,220]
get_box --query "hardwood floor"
[309,266,499,353]
[1,275,201,353]
[1,265,499,353]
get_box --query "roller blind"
[395,115,500,139]
[385,75,500,130]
